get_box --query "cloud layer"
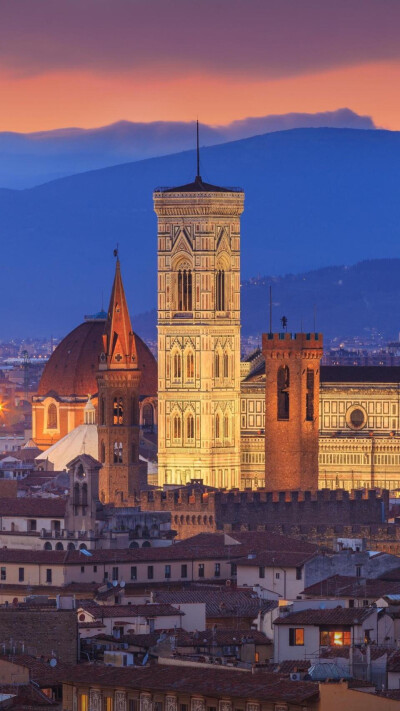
[1,0,400,79]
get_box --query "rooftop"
[274,606,375,626]
[157,175,242,194]
[154,589,277,619]
[61,663,319,704]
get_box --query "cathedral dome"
[38,316,157,398]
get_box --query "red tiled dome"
[38,318,157,398]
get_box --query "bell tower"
[262,332,323,491]
[97,256,142,504]
[154,167,244,489]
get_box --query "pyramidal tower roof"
[99,256,138,370]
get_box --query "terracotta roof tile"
[274,606,375,626]
[0,497,66,517]
[80,603,184,619]
[61,664,319,704]
[154,589,276,619]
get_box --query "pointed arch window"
[47,404,57,430]
[215,413,221,440]
[216,270,225,311]
[113,441,123,463]
[224,413,229,439]
[173,352,182,379]
[173,414,182,441]
[186,351,194,379]
[223,352,229,379]
[113,397,124,425]
[178,269,192,311]
[186,413,195,441]
[277,366,290,420]
[215,352,220,379]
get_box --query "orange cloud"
[0,61,399,133]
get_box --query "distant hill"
[0,109,374,189]
[132,259,400,344]
[2,127,400,338]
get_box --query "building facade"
[154,175,244,489]
[242,361,400,491]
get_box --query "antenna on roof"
[196,119,201,181]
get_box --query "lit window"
[320,629,351,646]
[113,397,124,425]
[289,628,304,646]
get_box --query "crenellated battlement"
[262,332,323,355]
[140,485,389,538]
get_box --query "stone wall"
[140,486,389,540]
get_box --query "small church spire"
[100,254,138,369]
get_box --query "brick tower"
[97,257,142,504]
[262,332,323,491]
[154,171,244,489]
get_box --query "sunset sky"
[1,0,400,132]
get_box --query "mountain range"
[2,126,400,339]
[133,259,400,345]
[0,109,374,189]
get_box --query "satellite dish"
[49,658,57,667]
[120,581,126,588]
[112,580,118,587]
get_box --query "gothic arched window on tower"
[186,413,194,442]
[215,352,220,379]
[216,270,225,311]
[224,413,230,439]
[277,365,290,420]
[113,397,124,425]
[173,414,182,441]
[215,413,221,440]
[47,403,57,429]
[113,441,123,463]
[100,441,106,463]
[223,352,229,379]
[186,351,194,379]
[173,352,182,379]
[306,367,315,421]
[177,269,192,311]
